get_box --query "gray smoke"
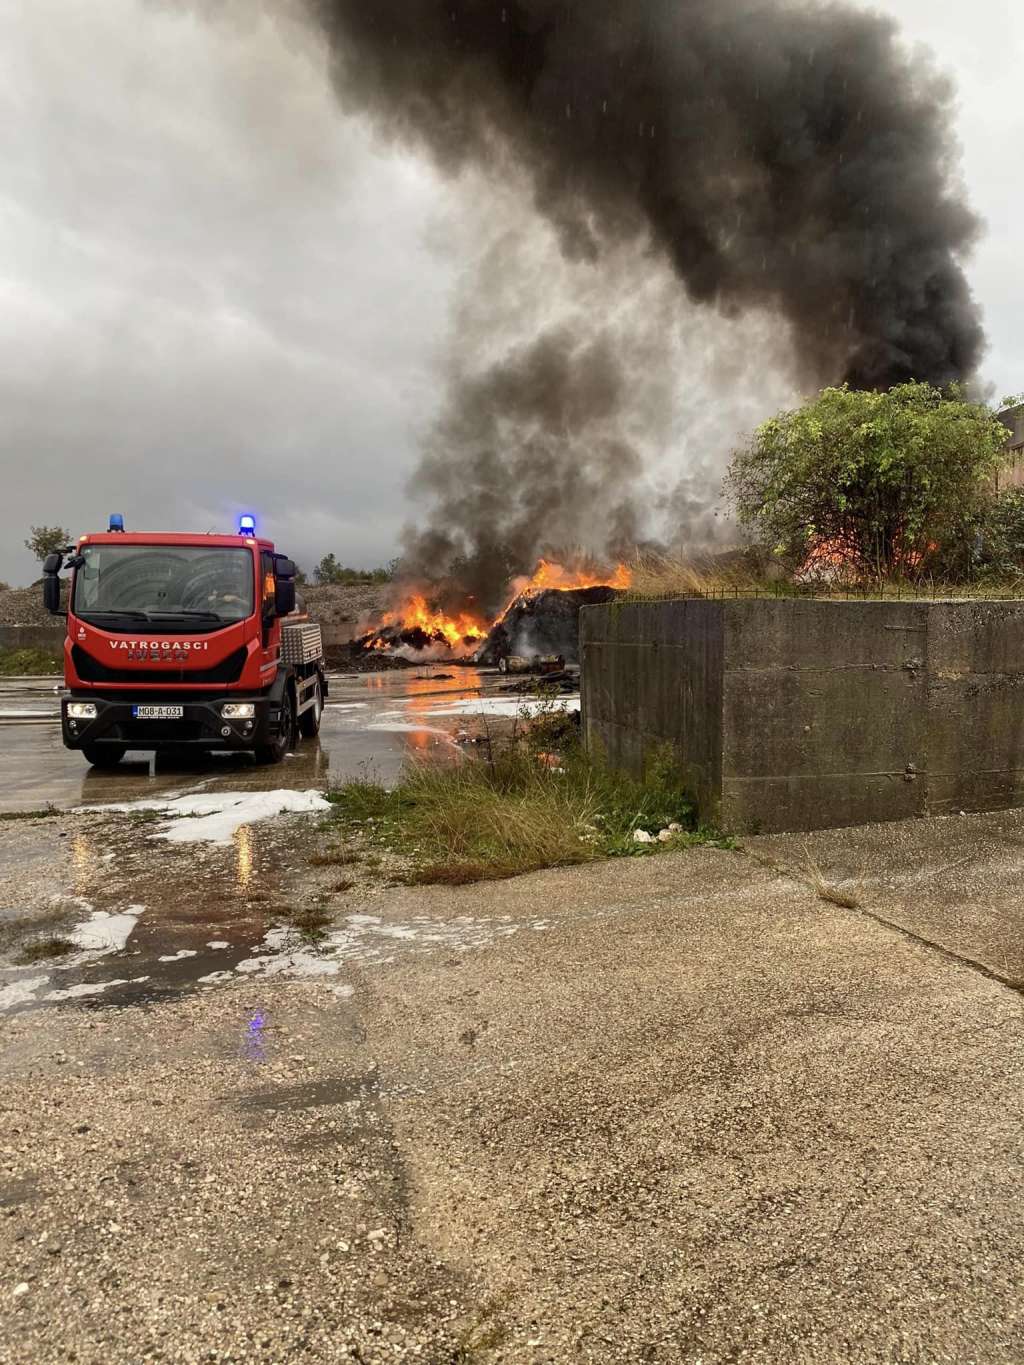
[400,325,647,611]
[300,0,984,607]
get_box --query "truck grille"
[72,645,249,686]
[117,720,206,744]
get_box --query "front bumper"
[61,692,275,752]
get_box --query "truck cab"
[43,517,326,767]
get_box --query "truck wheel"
[298,677,323,738]
[255,685,295,765]
[81,744,127,769]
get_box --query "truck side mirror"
[42,573,62,614]
[275,558,297,580]
[42,553,63,575]
[275,580,296,616]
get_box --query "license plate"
[132,705,184,720]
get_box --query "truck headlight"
[67,703,98,720]
[222,703,256,719]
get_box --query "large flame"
[364,559,632,655]
[372,594,488,651]
[500,558,632,612]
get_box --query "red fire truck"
[42,515,326,767]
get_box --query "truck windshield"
[72,545,255,624]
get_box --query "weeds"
[309,850,362,868]
[0,647,62,677]
[0,805,59,822]
[268,904,335,945]
[326,721,725,885]
[750,845,864,909]
[15,936,75,965]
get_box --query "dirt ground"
[3,803,1024,1363]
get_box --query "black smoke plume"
[302,0,984,604]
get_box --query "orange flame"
[373,593,488,650]
[797,537,937,582]
[364,559,632,655]
[502,558,632,608]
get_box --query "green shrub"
[0,647,62,676]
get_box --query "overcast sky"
[1,0,1021,586]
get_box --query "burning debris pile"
[354,560,630,667]
[476,587,617,668]
[355,596,487,661]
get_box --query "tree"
[725,383,1010,580]
[25,525,71,562]
[313,554,397,585]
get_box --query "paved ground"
[0,668,522,810]
[2,798,1024,1362]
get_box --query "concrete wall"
[0,624,64,655]
[581,598,1024,834]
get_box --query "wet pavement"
[0,669,580,1016]
[0,667,578,812]
[4,825,1024,1362]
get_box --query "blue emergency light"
[239,514,256,536]
[108,514,125,532]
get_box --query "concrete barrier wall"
[0,625,64,655]
[581,598,1024,834]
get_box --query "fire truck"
[42,515,327,767]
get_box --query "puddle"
[0,667,579,811]
[0,908,546,1015]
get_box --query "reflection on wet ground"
[0,667,552,812]
[0,668,578,1015]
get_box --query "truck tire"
[298,676,323,738]
[255,683,295,765]
[82,744,128,769]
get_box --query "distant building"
[996,404,1024,490]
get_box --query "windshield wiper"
[147,610,226,622]
[78,609,152,622]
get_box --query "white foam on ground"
[69,907,144,955]
[0,977,47,1011]
[235,927,341,979]
[207,941,230,950]
[426,697,580,718]
[77,790,331,845]
[158,949,198,962]
[228,912,534,983]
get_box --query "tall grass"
[326,729,726,885]
[625,551,1024,602]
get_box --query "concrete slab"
[2,814,1024,1360]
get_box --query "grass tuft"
[268,904,335,945]
[799,849,863,909]
[15,936,75,965]
[309,850,362,868]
